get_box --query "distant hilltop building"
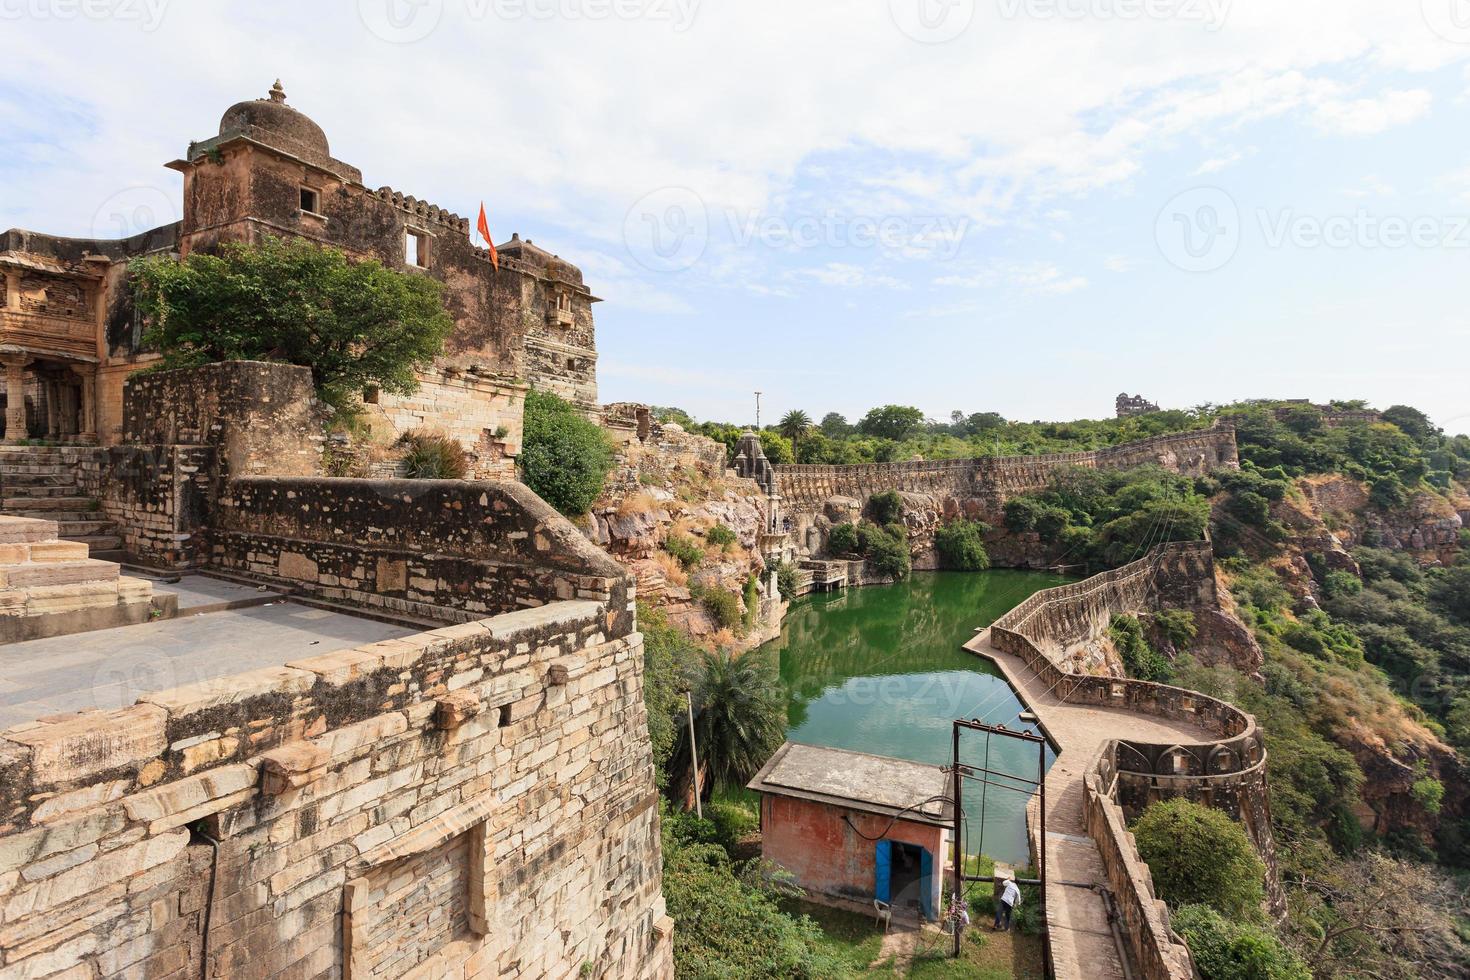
[1116,392,1160,418]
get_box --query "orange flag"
[477,203,499,270]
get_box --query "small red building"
[748,742,952,921]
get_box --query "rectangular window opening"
[406,230,428,267]
[299,187,320,214]
[498,704,512,728]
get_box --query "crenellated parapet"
[773,423,1239,518]
[984,538,1283,977]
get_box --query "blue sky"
[4,0,1469,432]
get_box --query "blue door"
[874,840,892,902]
[919,848,934,920]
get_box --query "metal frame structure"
[949,718,1048,963]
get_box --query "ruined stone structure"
[1115,393,1160,418]
[0,362,672,979]
[980,540,1280,979]
[772,424,1240,558]
[0,82,600,481]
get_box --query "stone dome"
[217,80,331,159]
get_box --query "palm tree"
[778,409,812,449]
[687,649,787,791]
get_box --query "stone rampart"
[990,540,1282,977]
[209,477,633,631]
[774,424,1239,515]
[0,596,670,978]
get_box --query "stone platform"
[0,514,173,643]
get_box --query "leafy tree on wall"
[1132,798,1265,918]
[131,235,453,409]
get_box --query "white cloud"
[935,261,1088,295]
[1311,89,1433,135]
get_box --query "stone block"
[255,742,331,795]
[5,705,166,787]
[121,763,257,829]
[434,692,480,731]
[139,665,316,716]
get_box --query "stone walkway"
[964,629,1213,980]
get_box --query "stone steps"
[0,448,122,558]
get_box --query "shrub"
[1172,904,1310,980]
[1110,614,1174,682]
[868,490,905,526]
[700,587,744,631]
[706,523,737,548]
[396,430,468,480]
[826,522,860,555]
[1151,609,1197,651]
[664,534,705,570]
[132,234,453,409]
[743,575,761,631]
[1132,798,1265,917]
[775,561,799,602]
[520,389,613,515]
[934,519,991,571]
[857,523,911,580]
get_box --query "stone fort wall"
[0,361,672,978]
[772,425,1240,556]
[988,540,1280,979]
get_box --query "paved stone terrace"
[964,629,1213,980]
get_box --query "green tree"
[827,522,860,555]
[818,412,851,437]
[778,410,812,448]
[857,404,925,441]
[934,519,991,571]
[759,430,795,465]
[638,601,698,785]
[1172,905,1310,980]
[519,389,613,516]
[131,234,453,409]
[689,649,787,791]
[1133,798,1266,917]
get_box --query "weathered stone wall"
[775,425,1239,556]
[0,598,672,979]
[989,540,1283,977]
[121,361,322,478]
[366,372,525,481]
[92,446,214,567]
[209,477,633,630]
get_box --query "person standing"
[995,875,1021,931]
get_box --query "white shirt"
[1000,880,1021,908]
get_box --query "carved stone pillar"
[45,376,61,440]
[3,272,19,311]
[2,356,32,443]
[69,364,97,444]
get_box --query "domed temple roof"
[218,80,331,158]
[190,81,362,182]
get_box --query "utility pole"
[685,691,702,818]
[754,391,762,430]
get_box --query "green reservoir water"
[761,570,1069,865]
